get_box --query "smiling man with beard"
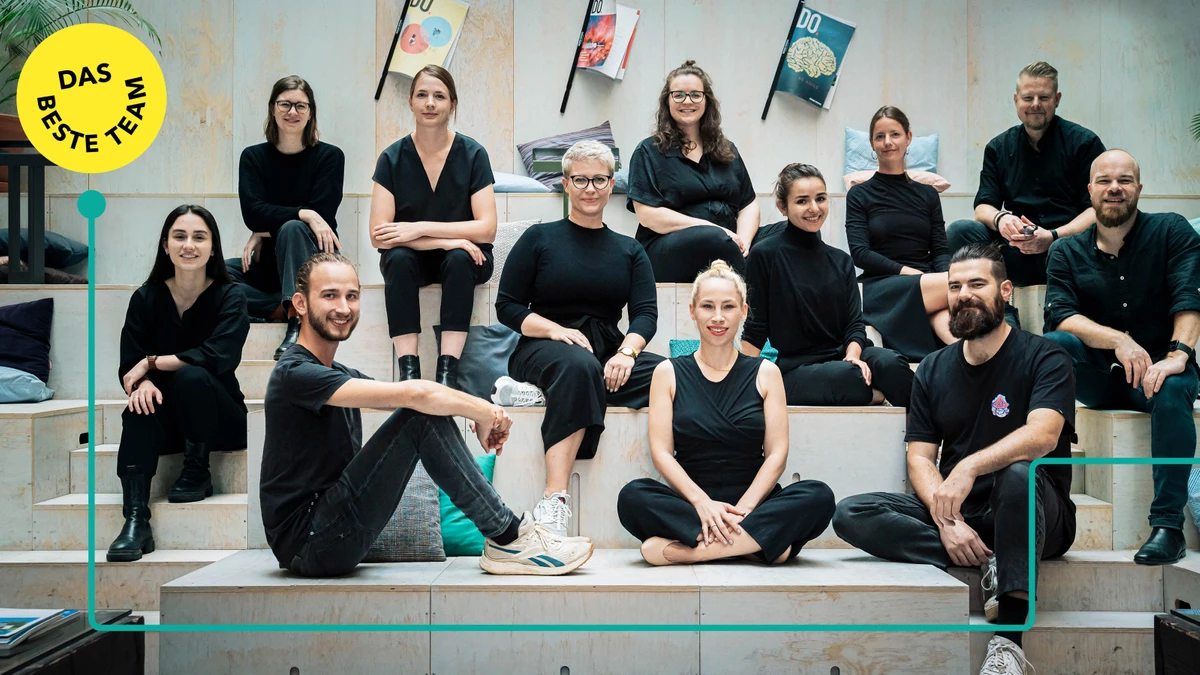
[1043,149,1200,565]
[832,243,1078,675]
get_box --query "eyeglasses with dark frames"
[275,100,311,113]
[568,174,613,190]
[669,90,706,104]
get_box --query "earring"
[905,148,910,156]
[870,151,877,161]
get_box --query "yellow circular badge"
[16,23,166,173]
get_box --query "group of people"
[102,59,1199,675]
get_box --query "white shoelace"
[981,638,1033,675]
[982,556,998,594]
[537,494,572,532]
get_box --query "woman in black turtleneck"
[846,106,954,360]
[741,164,913,407]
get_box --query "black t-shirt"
[260,345,368,565]
[845,171,949,278]
[907,328,1077,507]
[625,137,756,247]
[372,132,495,250]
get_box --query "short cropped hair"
[295,252,355,298]
[1018,61,1059,93]
[561,140,615,175]
[950,243,1007,283]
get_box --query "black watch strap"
[1168,340,1196,362]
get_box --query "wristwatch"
[618,346,640,359]
[147,355,158,371]
[1167,340,1195,363]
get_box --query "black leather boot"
[274,317,301,360]
[169,441,213,503]
[1134,526,1187,565]
[398,355,421,381]
[435,355,460,390]
[107,469,155,562]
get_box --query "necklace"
[695,352,736,372]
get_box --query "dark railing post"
[28,163,44,283]
[0,141,54,284]
[7,164,23,283]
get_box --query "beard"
[949,291,1005,340]
[1094,193,1139,228]
[308,311,359,342]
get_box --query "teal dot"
[77,190,106,219]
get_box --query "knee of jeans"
[1042,330,1083,356]
[992,462,1032,500]
[831,496,868,542]
[1155,373,1200,406]
[380,246,420,273]
[277,219,309,240]
[946,219,982,245]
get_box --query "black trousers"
[509,333,664,460]
[225,219,324,318]
[832,462,1076,597]
[642,226,744,283]
[617,477,836,562]
[289,409,518,578]
[379,246,494,337]
[781,346,914,407]
[116,366,247,478]
[947,219,1049,287]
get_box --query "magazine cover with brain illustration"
[387,0,470,79]
[774,6,855,109]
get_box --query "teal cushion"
[844,127,938,174]
[668,339,777,362]
[440,453,497,555]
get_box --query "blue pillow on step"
[0,365,54,402]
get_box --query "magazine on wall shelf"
[577,0,641,81]
[773,6,856,110]
[386,0,470,79]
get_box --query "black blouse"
[372,133,494,248]
[119,280,250,405]
[671,353,766,491]
[625,137,756,247]
[846,171,949,279]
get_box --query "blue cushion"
[668,339,777,362]
[0,297,53,382]
[435,324,520,399]
[494,172,552,194]
[844,127,939,175]
[440,453,497,555]
[0,365,54,403]
[0,230,88,269]
[1189,217,1200,236]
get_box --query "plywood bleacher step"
[1071,493,1114,550]
[31,493,247,550]
[70,444,247,498]
[969,610,1155,674]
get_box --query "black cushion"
[0,298,53,382]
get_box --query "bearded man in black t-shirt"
[832,243,1077,675]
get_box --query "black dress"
[373,133,495,337]
[495,218,665,459]
[616,353,835,562]
[625,137,757,282]
[116,280,250,478]
[846,171,949,360]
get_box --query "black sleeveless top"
[671,352,766,491]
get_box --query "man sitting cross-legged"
[832,243,1078,675]
[260,251,593,577]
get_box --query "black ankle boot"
[398,355,421,381]
[274,317,300,360]
[435,355,460,389]
[107,469,155,562]
[1134,526,1187,565]
[169,441,213,503]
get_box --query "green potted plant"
[0,0,160,185]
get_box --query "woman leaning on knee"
[742,163,914,407]
[617,261,835,565]
[109,205,250,562]
[626,60,763,283]
[370,65,497,389]
[228,75,345,359]
[846,106,956,360]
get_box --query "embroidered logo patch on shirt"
[991,394,1011,418]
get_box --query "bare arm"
[406,185,498,242]
[369,183,498,250]
[326,378,491,419]
[907,441,945,513]
[1171,311,1200,355]
[1051,207,1098,239]
[631,201,720,235]
[734,361,787,512]
[1057,313,1134,351]
[735,201,760,252]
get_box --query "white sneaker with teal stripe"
[479,512,593,576]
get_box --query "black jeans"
[226,219,325,318]
[947,219,1049,287]
[1044,330,1200,530]
[378,245,494,337]
[780,346,914,407]
[116,365,247,478]
[289,408,517,578]
[833,462,1076,597]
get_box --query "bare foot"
[641,537,687,565]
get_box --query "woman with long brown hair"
[626,61,763,282]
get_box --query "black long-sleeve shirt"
[846,171,949,278]
[743,224,869,370]
[974,115,1105,230]
[119,280,250,405]
[1045,211,1200,357]
[495,218,658,343]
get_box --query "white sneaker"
[479,512,593,576]
[979,636,1032,675]
[982,555,999,622]
[491,376,545,407]
[532,491,572,537]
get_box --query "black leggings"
[379,246,494,337]
[617,478,836,562]
[116,366,246,478]
[781,346,914,407]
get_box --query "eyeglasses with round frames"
[274,100,310,114]
[669,90,706,104]
[568,174,613,190]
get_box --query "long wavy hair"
[651,61,735,163]
[146,205,230,286]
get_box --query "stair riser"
[1037,562,1163,612]
[33,503,246,550]
[971,628,1152,674]
[0,560,214,611]
[1073,502,1113,550]
[71,450,247,498]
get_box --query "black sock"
[996,595,1028,648]
[491,513,522,546]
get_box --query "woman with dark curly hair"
[626,61,764,282]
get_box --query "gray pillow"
[363,461,445,563]
[0,365,54,403]
[489,219,541,283]
[517,121,616,189]
[435,324,520,399]
[494,172,552,193]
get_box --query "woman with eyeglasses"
[228,75,345,360]
[496,140,664,538]
[369,65,497,388]
[626,60,763,282]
